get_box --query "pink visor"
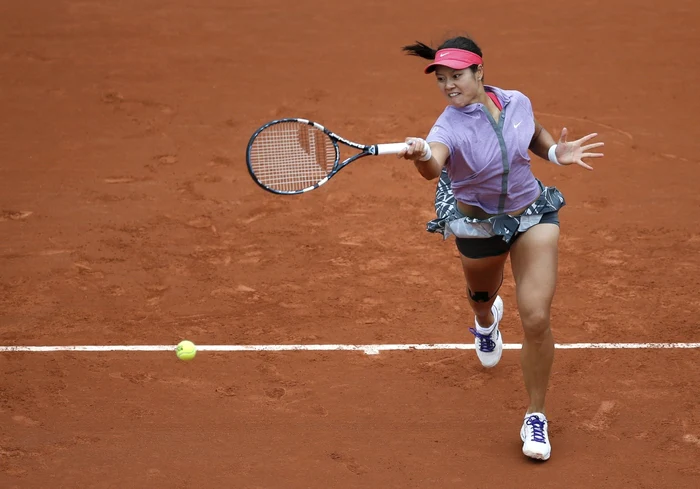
[424,48,483,74]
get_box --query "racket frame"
[246,118,407,195]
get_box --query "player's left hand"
[555,128,605,170]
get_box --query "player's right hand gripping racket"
[246,118,409,195]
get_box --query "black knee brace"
[468,274,504,303]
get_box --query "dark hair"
[402,36,483,75]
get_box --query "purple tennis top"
[425,85,541,215]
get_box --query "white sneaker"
[520,413,552,461]
[468,295,503,368]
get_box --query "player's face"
[434,65,483,107]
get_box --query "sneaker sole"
[523,447,551,461]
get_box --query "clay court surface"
[2,0,700,487]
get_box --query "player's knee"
[520,307,551,338]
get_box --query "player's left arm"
[529,117,605,170]
[528,118,556,160]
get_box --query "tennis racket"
[246,118,409,195]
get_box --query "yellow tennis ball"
[176,340,197,361]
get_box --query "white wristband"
[419,139,432,161]
[548,144,561,166]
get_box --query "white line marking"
[0,343,699,354]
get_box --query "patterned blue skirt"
[426,169,566,243]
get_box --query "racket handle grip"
[373,142,409,155]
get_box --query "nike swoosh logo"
[439,52,449,57]
[514,121,522,128]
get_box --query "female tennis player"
[398,35,604,461]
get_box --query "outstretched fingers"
[582,141,605,152]
[577,149,604,171]
[577,132,600,145]
[558,127,569,144]
[576,159,595,171]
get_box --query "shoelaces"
[525,415,547,444]
[468,328,496,352]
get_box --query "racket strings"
[248,122,336,192]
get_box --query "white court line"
[0,343,699,355]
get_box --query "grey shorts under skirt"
[426,169,566,259]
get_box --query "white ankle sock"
[475,305,499,335]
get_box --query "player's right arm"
[399,138,448,180]
[414,141,448,180]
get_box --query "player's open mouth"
[448,92,460,98]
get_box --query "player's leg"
[456,237,509,368]
[508,218,560,460]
